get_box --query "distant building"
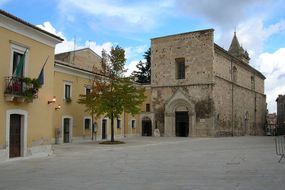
[266,113,277,135]
[276,95,285,135]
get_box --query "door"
[142,119,152,136]
[10,114,21,158]
[63,118,70,143]
[102,119,107,139]
[175,112,189,137]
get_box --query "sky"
[1,0,285,112]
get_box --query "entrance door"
[142,119,152,136]
[63,118,70,143]
[175,112,189,137]
[102,119,107,139]
[10,114,21,158]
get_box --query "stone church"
[146,29,266,137]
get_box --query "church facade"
[148,29,266,137]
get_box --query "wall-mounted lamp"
[48,96,56,104]
[55,105,61,110]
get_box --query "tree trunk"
[111,114,114,142]
[91,111,94,141]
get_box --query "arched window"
[251,76,255,90]
[232,66,237,82]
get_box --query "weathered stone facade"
[149,29,266,137]
[276,95,285,135]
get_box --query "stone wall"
[151,29,214,87]
[149,29,266,137]
[213,49,266,136]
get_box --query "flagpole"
[37,56,49,86]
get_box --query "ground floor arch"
[164,89,196,137]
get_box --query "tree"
[78,45,146,142]
[132,47,151,84]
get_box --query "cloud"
[36,21,111,55]
[37,21,146,76]
[57,0,173,32]
[256,48,285,112]
[175,0,270,29]
[125,60,140,76]
[36,22,64,39]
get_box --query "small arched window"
[251,76,255,90]
[232,66,237,82]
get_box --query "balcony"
[4,76,40,103]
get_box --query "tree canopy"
[132,47,151,84]
[78,45,146,142]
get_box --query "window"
[117,118,121,129]
[64,82,72,99]
[146,104,150,112]
[10,44,28,77]
[232,66,237,82]
[84,118,91,129]
[176,58,185,79]
[251,76,255,90]
[85,87,91,95]
[12,52,25,77]
[131,120,136,128]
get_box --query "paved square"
[0,136,284,190]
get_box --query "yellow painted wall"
[53,70,94,140]
[53,68,150,140]
[0,27,56,148]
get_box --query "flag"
[13,49,27,77]
[37,56,49,86]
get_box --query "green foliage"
[132,47,151,84]
[78,45,146,142]
[22,77,42,100]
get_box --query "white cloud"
[37,21,145,77]
[36,21,64,39]
[125,60,140,76]
[36,21,114,55]
[256,48,285,112]
[57,0,173,32]
[84,41,113,56]
[176,0,270,30]
[125,45,148,60]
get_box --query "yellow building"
[0,10,63,161]
[0,10,152,163]
[54,48,143,142]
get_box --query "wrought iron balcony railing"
[4,76,40,102]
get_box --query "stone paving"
[0,136,284,190]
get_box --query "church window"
[251,76,255,90]
[176,58,185,79]
[232,66,237,82]
[146,104,150,112]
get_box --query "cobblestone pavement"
[0,136,284,190]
